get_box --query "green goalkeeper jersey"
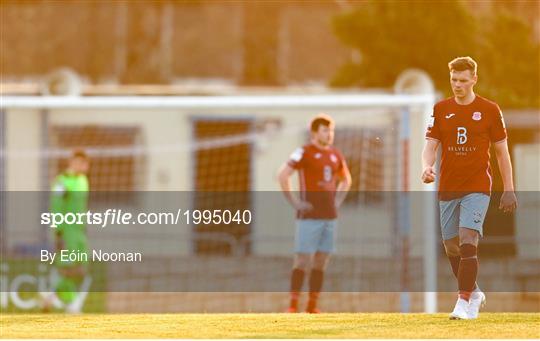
[50,171,89,234]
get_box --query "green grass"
[1,313,539,338]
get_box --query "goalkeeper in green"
[43,149,90,313]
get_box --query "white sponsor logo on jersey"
[428,116,435,128]
[472,112,482,121]
[445,113,455,119]
[315,153,322,159]
[290,147,304,162]
[457,127,468,145]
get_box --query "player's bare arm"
[421,139,440,184]
[334,166,352,208]
[493,140,518,213]
[277,163,313,212]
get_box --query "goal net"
[0,94,439,313]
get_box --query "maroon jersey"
[425,95,507,200]
[287,143,348,219]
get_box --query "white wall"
[514,143,540,259]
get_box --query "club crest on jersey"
[330,154,338,163]
[472,112,482,121]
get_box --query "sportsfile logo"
[457,127,467,145]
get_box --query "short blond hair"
[448,56,477,75]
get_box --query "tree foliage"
[332,1,539,108]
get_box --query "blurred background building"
[1,1,539,93]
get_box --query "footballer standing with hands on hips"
[278,114,351,313]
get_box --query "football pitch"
[1,313,539,338]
